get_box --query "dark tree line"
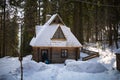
[0,0,120,57]
[0,0,23,57]
[39,0,120,47]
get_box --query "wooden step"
[81,48,99,61]
[82,54,99,61]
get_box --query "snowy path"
[22,64,64,80]
[49,65,61,80]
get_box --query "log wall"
[32,47,80,63]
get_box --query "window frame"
[61,49,68,58]
[51,26,66,40]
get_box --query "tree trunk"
[113,24,119,48]
[73,2,84,44]
[95,5,98,42]
[109,24,113,46]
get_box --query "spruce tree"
[22,0,37,56]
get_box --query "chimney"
[46,14,51,22]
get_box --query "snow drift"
[15,61,49,76]
[66,61,108,73]
[0,74,17,80]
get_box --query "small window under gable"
[50,15,64,25]
[51,26,66,40]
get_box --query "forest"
[0,0,120,57]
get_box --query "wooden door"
[41,49,48,62]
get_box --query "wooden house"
[115,48,120,71]
[30,14,82,63]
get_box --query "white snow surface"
[66,61,108,73]
[0,47,120,80]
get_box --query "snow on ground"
[0,45,120,80]
[65,61,108,73]
[0,56,20,76]
[15,61,49,77]
[85,47,116,70]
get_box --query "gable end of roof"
[45,14,65,25]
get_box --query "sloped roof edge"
[44,13,65,25]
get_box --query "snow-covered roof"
[115,48,120,54]
[30,14,82,47]
[35,25,42,35]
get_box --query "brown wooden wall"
[116,54,120,71]
[32,47,80,63]
[32,48,38,62]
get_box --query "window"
[61,49,68,58]
[51,26,66,40]
[50,16,63,25]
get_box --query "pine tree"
[0,0,20,57]
[22,0,37,56]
